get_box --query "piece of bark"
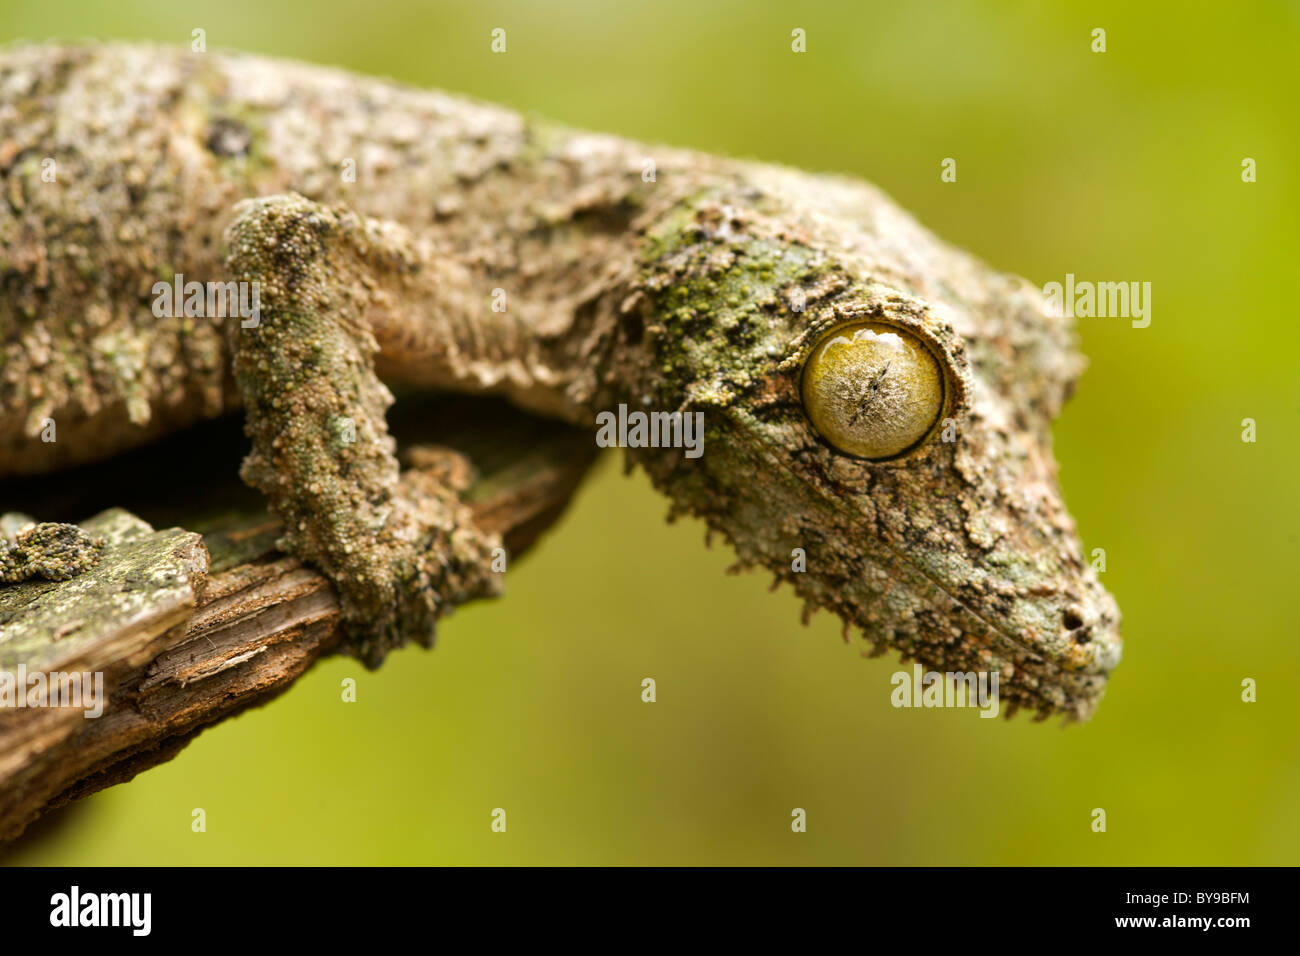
[0,402,597,844]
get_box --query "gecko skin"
[0,44,1120,719]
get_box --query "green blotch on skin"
[635,194,828,410]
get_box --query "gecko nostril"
[1062,608,1085,631]
[620,310,643,345]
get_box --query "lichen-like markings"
[0,43,1119,719]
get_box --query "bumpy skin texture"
[224,196,504,665]
[0,519,104,582]
[0,44,1119,717]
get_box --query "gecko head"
[778,299,1121,721]
[625,194,1121,720]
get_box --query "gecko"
[0,43,1120,720]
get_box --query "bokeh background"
[2,0,1297,865]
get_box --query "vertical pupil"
[801,322,944,459]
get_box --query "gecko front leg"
[225,194,502,666]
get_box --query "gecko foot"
[350,464,504,667]
[0,521,106,583]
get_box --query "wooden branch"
[0,398,598,843]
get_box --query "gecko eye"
[800,321,945,460]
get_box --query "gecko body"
[0,44,1120,719]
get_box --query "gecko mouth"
[828,576,1118,722]
[888,533,1119,669]
[751,421,1121,718]
[859,533,1121,720]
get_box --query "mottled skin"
[0,44,1120,717]
[0,518,103,582]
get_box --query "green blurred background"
[3,0,1297,865]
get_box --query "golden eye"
[800,321,944,460]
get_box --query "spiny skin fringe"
[0,45,1117,721]
[655,503,1086,725]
